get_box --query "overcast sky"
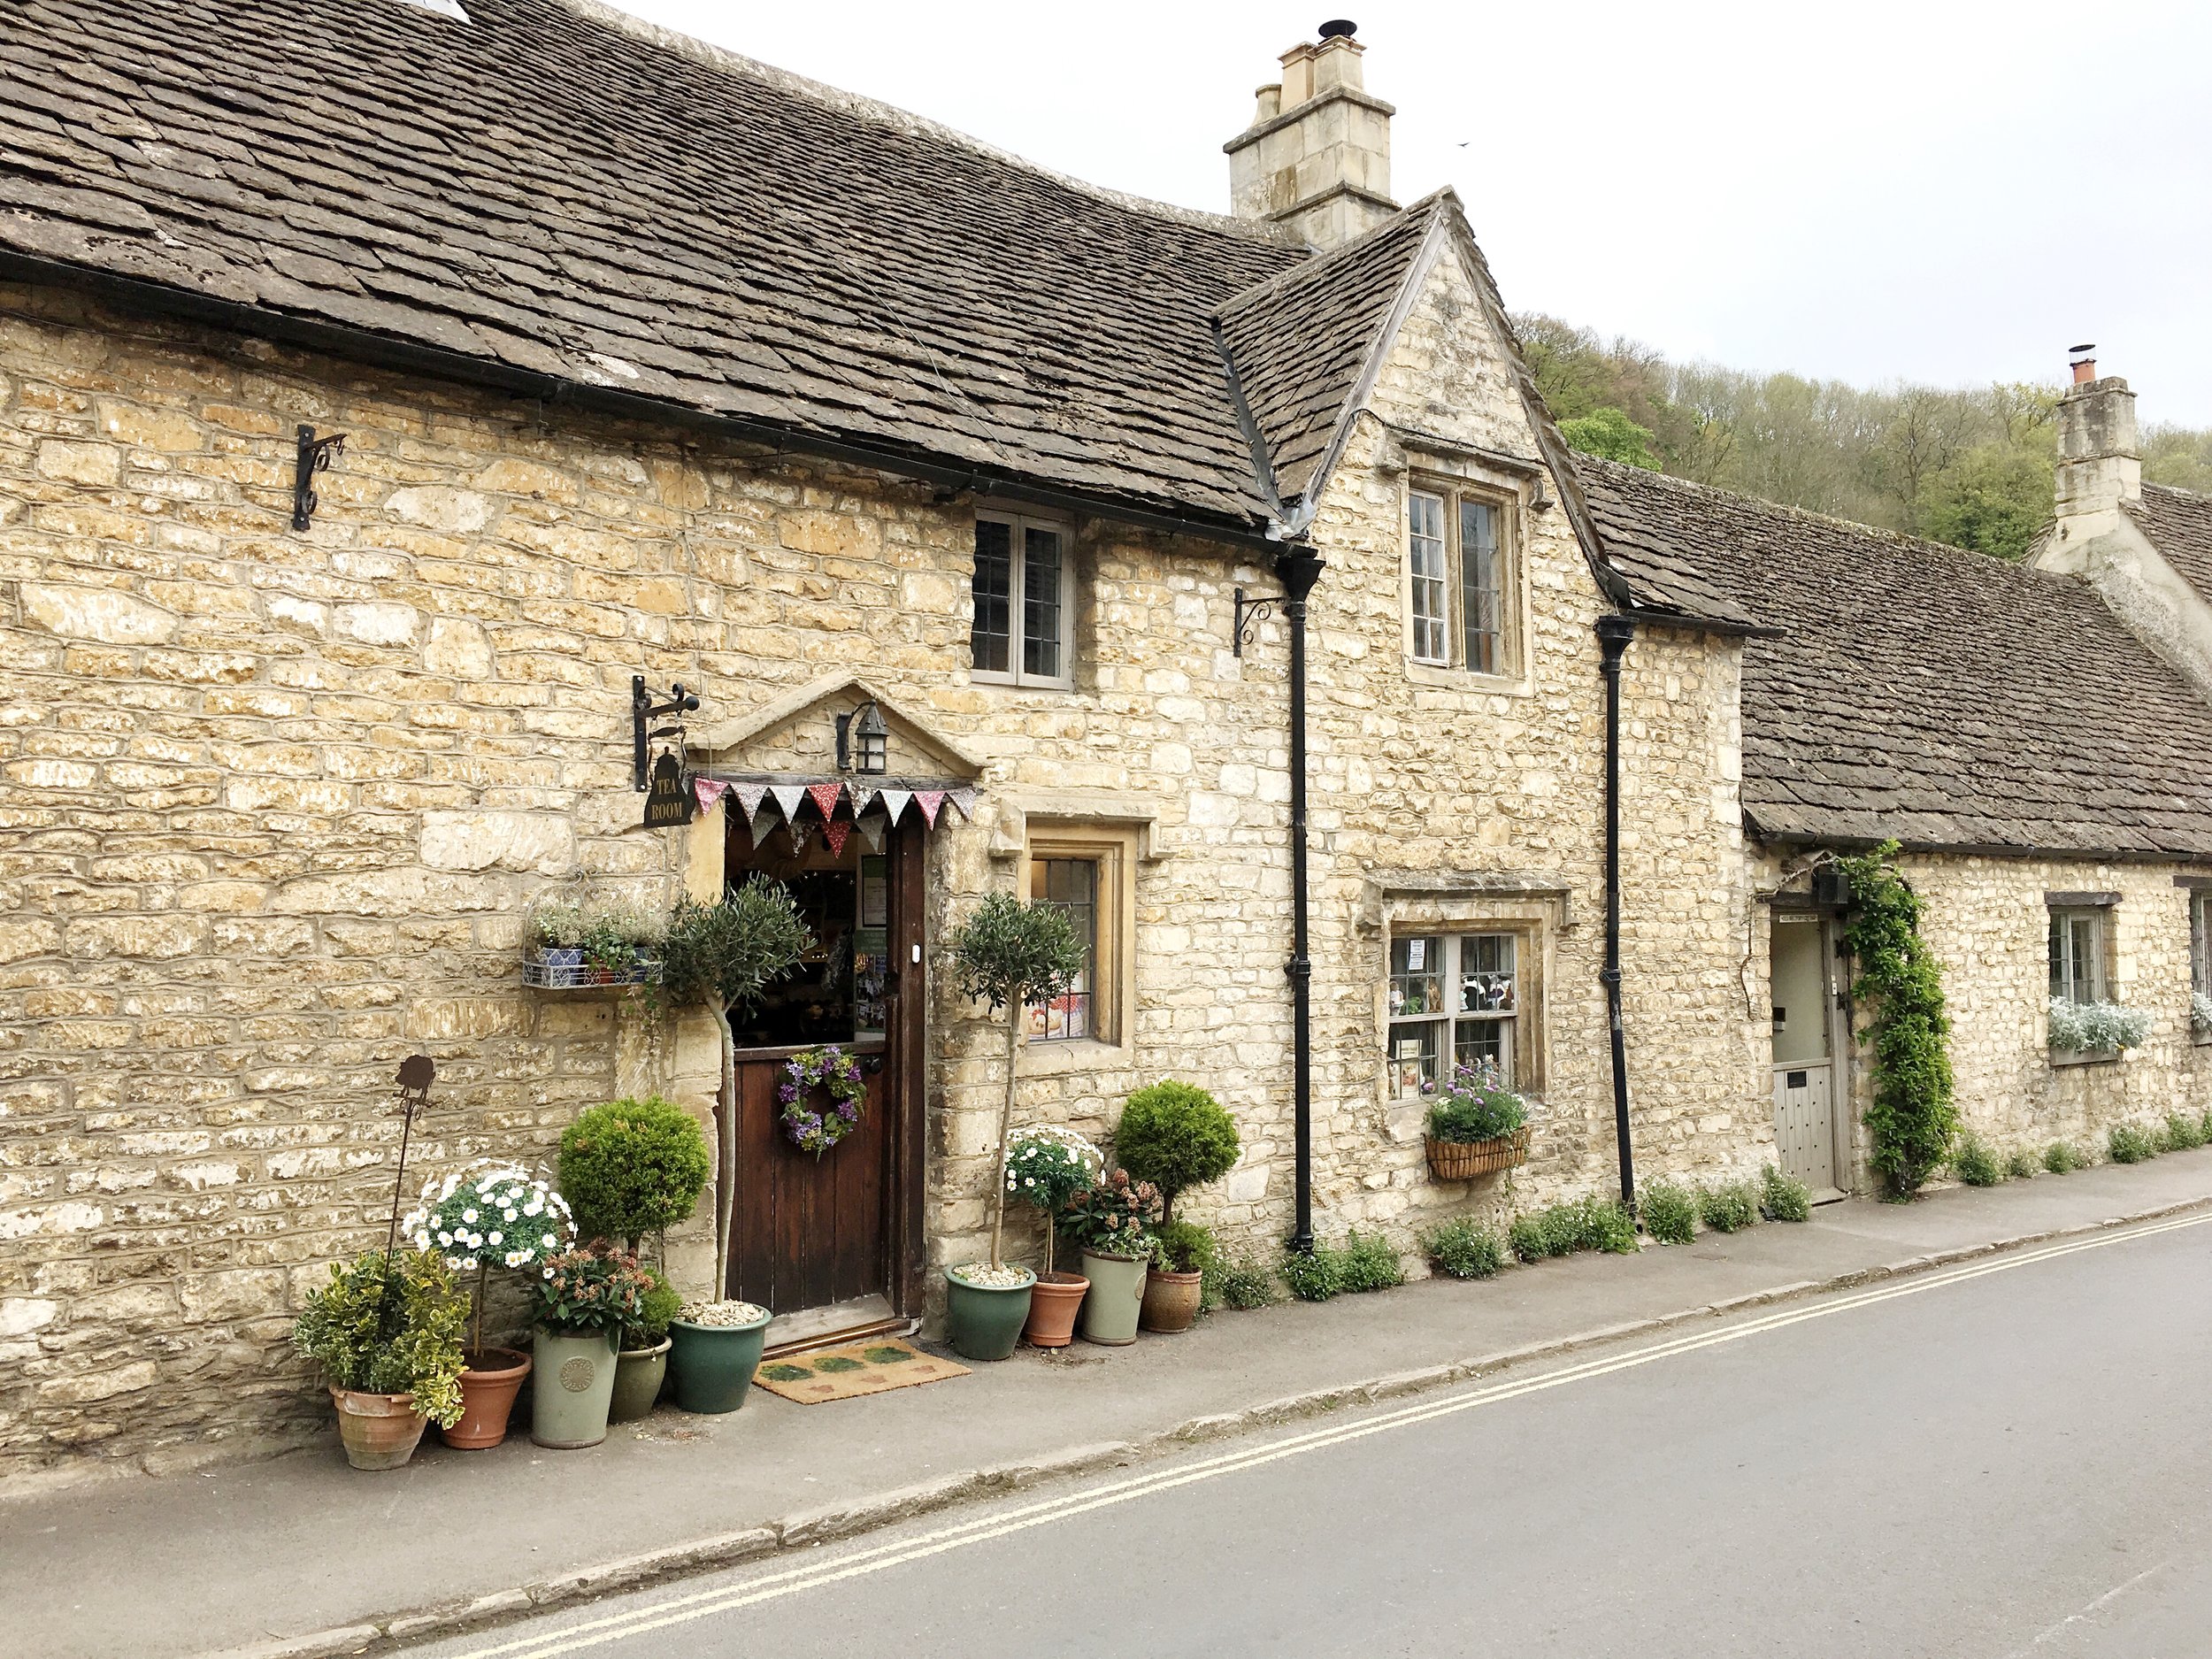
[623,2,2212,426]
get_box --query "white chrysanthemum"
[415,1231,431,1249]
[488,1230,503,1245]
[438,1230,452,1246]
[505,1251,523,1267]
[541,1233,557,1248]
[503,1208,518,1222]
[462,1208,478,1223]
[525,1200,542,1217]
[542,1266,555,1279]
[447,1256,465,1271]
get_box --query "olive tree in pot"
[655,879,810,1409]
[941,891,1088,1360]
[291,1249,468,1471]
[1115,1080,1240,1334]
[558,1096,711,1422]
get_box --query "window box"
[522,947,662,990]
[1425,1125,1531,1182]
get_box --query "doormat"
[752,1340,969,1403]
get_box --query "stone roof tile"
[2129,482,2212,609]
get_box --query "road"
[404,1214,2212,1659]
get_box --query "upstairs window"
[1406,485,1517,676]
[972,511,1073,688]
[2192,891,2210,1037]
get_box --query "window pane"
[1454,1018,1510,1087]
[1460,500,1502,675]
[2195,894,2210,996]
[1027,856,1094,1041]
[1459,933,1516,1013]
[1022,525,1064,680]
[1391,1023,1441,1099]
[972,519,1011,674]
[1409,493,1448,663]
[1389,935,1444,1017]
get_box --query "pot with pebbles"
[666,1298,773,1412]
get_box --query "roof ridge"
[2141,480,2212,503]
[552,0,1298,249]
[1212,190,1453,319]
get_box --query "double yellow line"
[436,1211,2211,1659]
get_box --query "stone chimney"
[2055,345,2141,528]
[1225,20,1396,249]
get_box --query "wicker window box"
[1425,1125,1531,1182]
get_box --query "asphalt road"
[404,1214,2212,1659]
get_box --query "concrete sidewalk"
[11,1150,2212,1659]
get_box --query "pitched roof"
[1581,457,2212,858]
[0,0,1310,526]
[2130,482,2212,608]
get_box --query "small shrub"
[558,1096,711,1255]
[2043,1141,2086,1174]
[1640,1179,1698,1245]
[1151,1217,1220,1276]
[1339,1229,1406,1292]
[2048,998,2152,1055]
[1697,1181,1757,1233]
[1215,1249,1279,1310]
[2003,1148,2039,1181]
[2108,1124,2160,1164]
[1951,1134,2003,1187]
[1419,1217,1506,1279]
[1758,1164,1812,1223]
[2163,1112,2208,1152]
[1511,1195,1638,1261]
[1281,1244,1347,1302]
[292,1249,469,1427]
[1114,1080,1240,1225]
[625,1265,681,1351]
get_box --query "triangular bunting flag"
[807,780,845,821]
[786,818,811,856]
[849,786,879,818]
[820,818,852,859]
[915,789,944,828]
[749,807,778,848]
[946,787,976,822]
[856,816,885,854]
[693,777,731,815]
[876,788,910,826]
[770,784,808,823]
[731,781,769,821]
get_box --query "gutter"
[0,251,1286,556]
[1595,613,1638,1211]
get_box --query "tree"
[656,879,811,1300]
[1112,1080,1240,1225]
[946,892,1088,1269]
[1916,443,2054,560]
[1559,406,1662,470]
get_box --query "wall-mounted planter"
[1425,1126,1531,1182]
[522,949,662,990]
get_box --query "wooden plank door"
[728,1049,889,1315]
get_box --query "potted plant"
[941,891,1089,1360]
[291,1248,468,1471]
[664,1295,772,1413]
[1058,1169,1162,1346]
[1114,1080,1240,1334]
[401,1160,576,1448]
[558,1094,711,1420]
[527,896,669,988]
[528,896,589,982]
[1003,1125,1102,1347]
[528,1240,651,1449]
[1144,1219,1223,1334]
[1424,1060,1532,1180]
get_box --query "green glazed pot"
[666,1311,772,1413]
[530,1327,618,1449]
[943,1266,1036,1361]
[1078,1250,1148,1346]
[607,1336,670,1424]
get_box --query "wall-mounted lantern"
[835,701,888,775]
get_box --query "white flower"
[438,1230,452,1246]
[488,1230,503,1245]
[447,1256,465,1271]
[543,1266,555,1279]
[505,1251,523,1267]
[503,1208,518,1222]
[541,1233,557,1248]
[462,1208,478,1223]
[525,1199,543,1216]
[415,1231,432,1249]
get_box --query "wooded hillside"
[1517,314,2212,558]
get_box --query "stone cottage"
[0,2,2204,1487]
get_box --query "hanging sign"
[643,752,695,827]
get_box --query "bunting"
[946,786,976,822]
[807,780,845,821]
[856,815,885,855]
[749,806,779,848]
[914,789,945,828]
[876,788,911,826]
[820,818,853,859]
[692,777,731,815]
[770,784,808,823]
[730,780,769,822]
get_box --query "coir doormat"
[752,1340,969,1403]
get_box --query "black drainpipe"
[1595,613,1637,1210]
[1277,545,1325,1253]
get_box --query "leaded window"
[1405,484,1517,675]
[1389,933,1522,1097]
[2048,907,2107,1004]
[1027,856,1095,1041]
[972,511,1073,687]
[1408,492,1449,664]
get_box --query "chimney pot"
[1318,18,1357,37]
[1254,83,1281,122]
[2069,342,2097,384]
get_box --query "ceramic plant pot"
[530,1327,618,1449]
[1022,1271,1089,1348]
[330,1387,428,1471]
[1140,1267,1204,1334]
[666,1310,772,1414]
[943,1266,1037,1361]
[442,1347,532,1449]
[1078,1250,1148,1346]
[608,1337,671,1424]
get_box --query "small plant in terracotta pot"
[291,1249,467,1471]
[1113,1080,1240,1335]
[529,1240,651,1450]
[1003,1125,1102,1348]
[403,1160,576,1448]
[1145,1218,1224,1333]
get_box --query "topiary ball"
[557,1096,710,1252]
[1113,1080,1240,1218]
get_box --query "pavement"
[393,1199,2212,1659]
[8,1148,2212,1659]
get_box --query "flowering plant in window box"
[1424,1061,1532,1181]
[2192,990,2212,1041]
[523,896,665,988]
[2047,997,2151,1056]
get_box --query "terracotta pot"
[1022,1271,1089,1348]
[329,1387,428,1471]
[1078,1250,1147,1346]
[441,1348,530,1449]
[608,1337,671,1423]
[1140,1267,1204,1333]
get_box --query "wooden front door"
[720,811,926,1325]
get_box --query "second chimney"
[2055,348,2141,526]
[1225,21,1396,249]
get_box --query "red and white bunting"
[820,818,852,859]
[730,781,769,822]
[806,780,845,821]
[914,789,944,828]
[946,786,976,822]
[692,777,731,815]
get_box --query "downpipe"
[1596,613,1637,1211]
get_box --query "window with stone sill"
[1387,931,1527,1098]
[1406,484,1517,676]
[2048,906,2108,1007]
[972,510,1074,690]
[1018,826,1133,1048]
[2192,890,2211,1041]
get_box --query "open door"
[1770,911,1845,1196]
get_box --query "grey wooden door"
[1770,913,1839,1192]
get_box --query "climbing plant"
[1835,842,1956,1198]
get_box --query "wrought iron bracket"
[1233,586,1285,657]
[291,425,347,531]
[633,675,701,790]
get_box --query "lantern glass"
[855,705,887,775]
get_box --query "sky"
[620,2,2212,426]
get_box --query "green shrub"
[291,1249,469,1427]
[1758,1164,1812,1223]
[626,1265,682,1351]
[2108,1123,2159,1164]
[1338,1229,1405,1292]
[1281,1244,1346,1302]
[1839,845,1956,1197]
[1510,1195,1638,1261]
[1640,1179,1698,1245]
[1214,1249,1279,1310]
[2003,1148,2039,1181]
[1697,1181,1757,1233]
[558,1096,710,1255]
[1418,1217,1507,1279]
[1951,1134,2003,1187]
[2043,1141,2087,1174]
[2163,1112,2208,1151]
[1151,1217,1220,1276]
[1114,1081,1240,1224]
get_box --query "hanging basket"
[521,949,662,989]
[1425,1126,1531,1181]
